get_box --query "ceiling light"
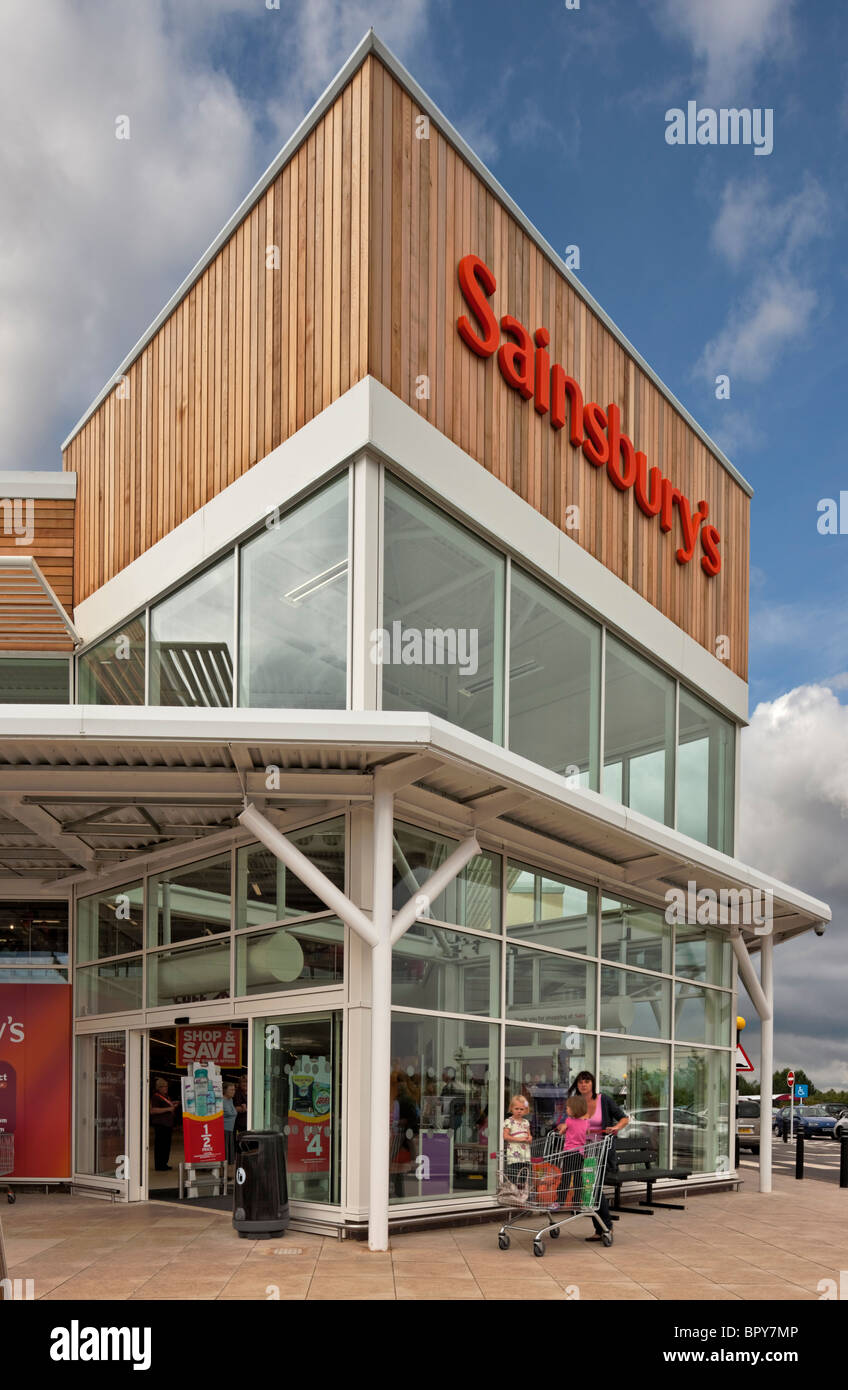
[283,560,348,604]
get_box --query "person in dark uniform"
[150,1077,178,1171]
[234,1074,249,1138]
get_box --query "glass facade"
[72,468,737,857]
[509,567,600,786]
[78,618,146,704]
[72,818,346,1019]
[381,477,506,743]
[387,828,734,1204]
[0,901,68,967]
[603,636,675,825]
[239,478,348,708]
[150,554,235,707]
[75,1031,127,1178]
[678,687,735,854]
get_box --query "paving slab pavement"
[3,1167,846,1300]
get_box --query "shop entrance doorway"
[146,1022,248,1202]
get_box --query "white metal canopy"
[0,707,829,939]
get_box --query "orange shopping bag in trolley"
[530,1158,561,1206]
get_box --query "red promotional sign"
[176,1026,242,1068]
[182,1111,226,1164]
[0,983,72,1179]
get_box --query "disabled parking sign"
[794,1084,808,1098]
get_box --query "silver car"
[736,1099,760,1153]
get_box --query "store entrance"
[146,1022,248,1202]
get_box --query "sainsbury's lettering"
[456,254,722,576]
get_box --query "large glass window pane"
[149,555,234,706]
[506,859,595,955]
[389,1013,498,1203]
[77,883,143,962]
[0,657,70,703]
[601,896,670,974]
[148,856,231,947]
[393,822,500,934]
[675,922,731,987]
[673,1045,731,1173]
[392,928,499,1016]
[674,982,732,1046]
[254,1011,342,1204]
[603,635,674,825]
[678,688,736,854]
[237,819,345,930]
[508,568,600,786]
[600,1038,670,1166]
[236,917,344,996]
[239,478,349,709]
[75,1031,126,1178]
[148,938,231,1007]
[78,617,146,704]
[506,945,595,1030]
[504,1026,596,1137]
[0,901,68,965]
[600,965,670,1037]
[382,477,506,743]
[76,959,143,1016]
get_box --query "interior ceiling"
[0,734,827,948]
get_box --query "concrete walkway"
[3,1169,845,1300]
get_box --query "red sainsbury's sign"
[456,254,722,576]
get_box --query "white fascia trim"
[0,705,828,926]
[368,381,749,722]
[73,378,747,721]
[59,32,752,503]
[0,471,77,499]
[72,379,372,643]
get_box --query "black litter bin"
[233,1130,289,1239]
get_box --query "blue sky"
[1,0,846,1081]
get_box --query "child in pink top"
[556,1094,589,1208]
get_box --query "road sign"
[794,1084,808,1099]
[787,1070,795,1085]
[735,1043,754,1073]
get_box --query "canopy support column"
[239,789,480,1251]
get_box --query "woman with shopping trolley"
[569,1070,630,1241]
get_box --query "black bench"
[604,1137,691,1214]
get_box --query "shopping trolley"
[496,1132,613,1258]
[0,1133,15,1204]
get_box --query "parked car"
[736,1098,760,1153]
[834,1114,848,1142]
[775,1105,839,1140]
[819,1103,847,1120]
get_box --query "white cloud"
[695,175,829,385]
[0,0,434,473]
[656,0,796,99]
[710,175,829,270]
[738,683,848,1087]
[696,273,817,383]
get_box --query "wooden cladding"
[64,62,371,604]
[0,499,75,650]
[366,60,748,680]
[63,53,748,679]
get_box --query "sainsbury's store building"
[0,33,829,1247]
